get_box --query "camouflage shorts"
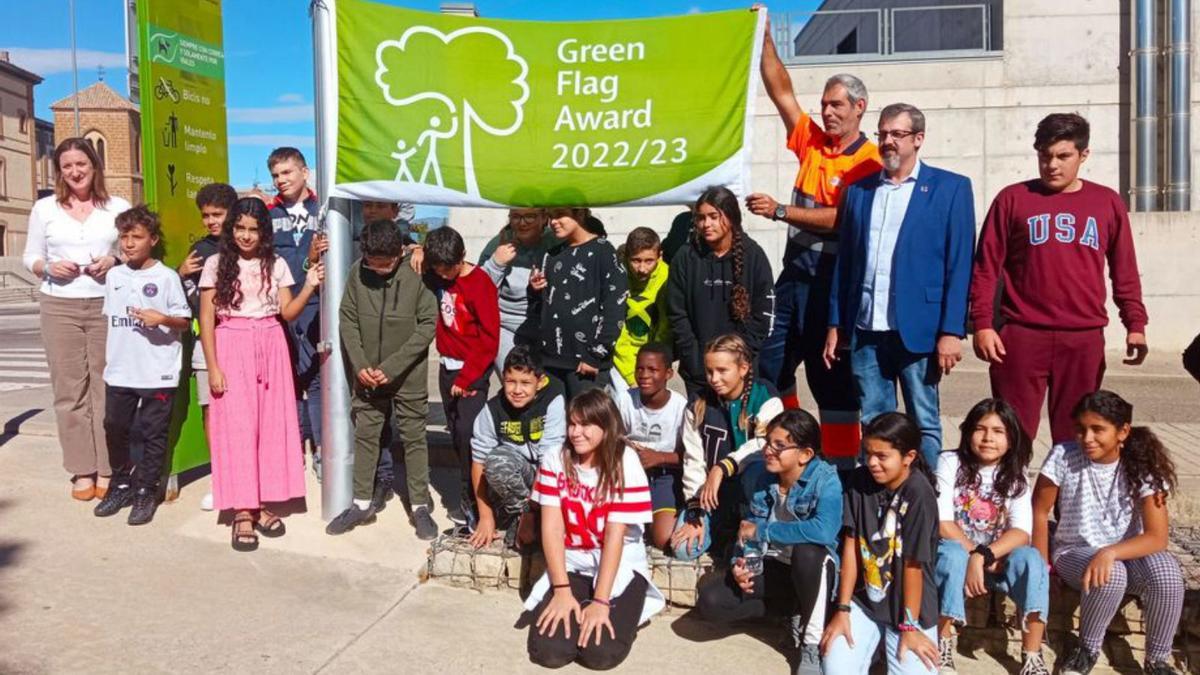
[483,447,536,525]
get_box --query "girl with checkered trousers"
[1032,390,1183,675]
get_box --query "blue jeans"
[934,540,1049,629]
[851,330,941,467]
[822,600,937,674]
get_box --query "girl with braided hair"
[1032,390,1183,675]
[671,334,783,561]
[667,186,774,398]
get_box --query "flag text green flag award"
[331,0,765,207]
[137,0,230,474]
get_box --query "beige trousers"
[39,293,109,476]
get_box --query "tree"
[375,25,529,198]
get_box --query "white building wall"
[449,0,1200,350]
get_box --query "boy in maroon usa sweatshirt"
[422,226,500,525]
[969,113,1148,444]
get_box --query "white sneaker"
[200,492,214,511]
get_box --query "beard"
[881,152,902,173]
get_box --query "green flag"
[332,0,765,207]
[137,0,229,475]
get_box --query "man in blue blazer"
[823,103,975,466]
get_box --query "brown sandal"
[255,510,286,538]
[232,512,259,552]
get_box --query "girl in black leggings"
[697,409,843,674]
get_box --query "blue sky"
[2,0,820,208]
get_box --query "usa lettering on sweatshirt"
[969,180,1147,333]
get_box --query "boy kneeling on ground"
[468,345,565,550]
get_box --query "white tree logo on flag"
[374,26,530,199]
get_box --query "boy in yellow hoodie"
[614,227,672,386]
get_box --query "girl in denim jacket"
[696,409,843,674]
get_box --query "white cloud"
[228,134,315,147]
[688,6,702,14]
[227,104,314,124]
[276,93,305,104]
[4,47,127,76]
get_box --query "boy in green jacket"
[614,227,672,386]
[329,220,439,539]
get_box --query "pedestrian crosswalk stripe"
[0,370,50,379]
[0,360,48,368]
[0,382,44,392]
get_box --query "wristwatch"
[773,204,788,221]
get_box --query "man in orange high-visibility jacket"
[746,18,881,466]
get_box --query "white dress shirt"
[23,194,129,298]
[856,161,921,332]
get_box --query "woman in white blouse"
[23,138,129,501]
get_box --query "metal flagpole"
[311,0,354,520]
[69,0,81,134]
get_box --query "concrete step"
[0,286,37,304]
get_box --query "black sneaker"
[446,504,468,526]
[325,504,376,535]
[127,487,158,526]
[411,506,438,541]
[93,483,134,517]
[1059,645,1099,675]
[370,478,393,513]
[1144,661,1180,675]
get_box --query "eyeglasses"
[763,441,803,456]
[874,130,917,141]
[510,213,543,224]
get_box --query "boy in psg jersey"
[968,113,1148,444]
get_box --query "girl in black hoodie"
[531,207,628,400]
[667,186,775,397]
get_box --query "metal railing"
[777,3,999,65]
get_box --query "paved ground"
[1,302,1196,673]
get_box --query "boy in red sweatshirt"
[423,226,500,525]
[969,113,1148,443]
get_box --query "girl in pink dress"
[198,197,324,551]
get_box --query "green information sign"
[137,0,229,474]
[331,0,765,207]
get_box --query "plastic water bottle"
[742,540,765,577]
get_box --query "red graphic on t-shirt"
[556,472,610,549]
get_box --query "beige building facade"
[34,117,54,197]
[0,51,43,257]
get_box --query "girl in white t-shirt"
[934,398,1048,675]
[1033,390,1183,675]
[524,388,664,670]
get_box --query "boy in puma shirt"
[969,113,1148,443]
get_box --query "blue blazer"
[829,163,976,354]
